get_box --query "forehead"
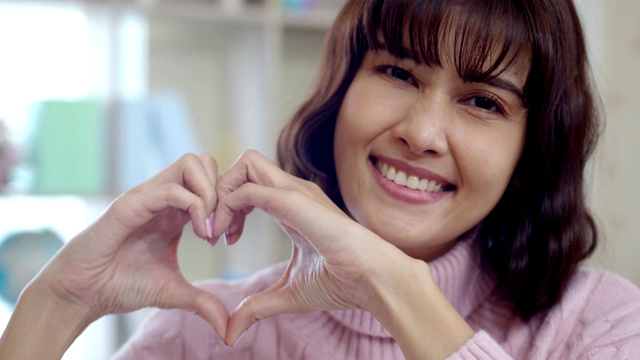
[362,0,532,84]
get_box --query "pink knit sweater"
[112,239,640,359]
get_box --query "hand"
[36,153,229,338]
[213,150,406,344]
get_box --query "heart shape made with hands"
[195,150,407,346]
[96,151,388,347]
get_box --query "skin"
[334,50,528,260]
[0,51,529,360]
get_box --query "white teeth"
[427,179,436,192]
[406,175,419,189]
[376,160,446,193]
[385,166,396,180]
[418,178,429,191]
[394,171,407,186]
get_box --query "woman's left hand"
[213,150,408,345]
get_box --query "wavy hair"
[277,0,601,319]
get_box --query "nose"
[392,97,450,155]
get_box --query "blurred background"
[0,0,637,358]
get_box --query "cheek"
[456,128,524,201]
[334,85,373,159]
[336,77,407,142]
[333,98,359,194]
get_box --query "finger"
[110,183,211,239]
[214,183,348,255]
[198,153,219,186]
[124,153,219,240]
[225,274,294,345]
[177,154,218,215]
[196,152,219,213]
[196,153,219,243]
[214,150,339,241]
[224,211,247,246]
[136,153,218,216]
[172,283,230,340]
[216,150,301,200]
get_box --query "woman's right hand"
[27,153,229,337]
[1,153,231,359]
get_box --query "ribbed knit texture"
[113,238,640,359]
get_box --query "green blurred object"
[30,100,107,194]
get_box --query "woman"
[2,0,639,359]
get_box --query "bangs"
[360,0,531,83]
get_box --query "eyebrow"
[480,77,525,103]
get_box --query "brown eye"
[472,96,498,111]
[467,95,504,114]
[383,66,415,85]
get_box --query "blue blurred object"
[283,0,316,10]
[117,92,201,193]
[0,229,64,306]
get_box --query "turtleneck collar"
[326,233,496,338]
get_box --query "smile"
[375,160,449,193]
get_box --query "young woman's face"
[334,50,528,260]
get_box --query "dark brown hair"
[277,0,600,319]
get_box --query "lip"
[369,156,454,204]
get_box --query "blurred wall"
[584,0,640,285]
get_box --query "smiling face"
[333,50,528,260]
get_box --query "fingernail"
[205,217,213,239]
[223,231,229,246]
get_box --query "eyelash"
[376,64,506,115]
[464,93,506,115]
[377,65,416,86]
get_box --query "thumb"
[177,285,230,340]
[225,284,295,346]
